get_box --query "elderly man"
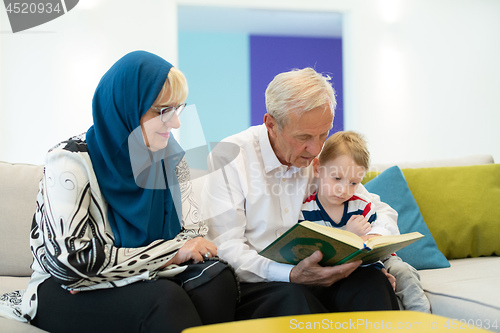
[202,68,399,319]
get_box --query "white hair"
[265,68,336,129]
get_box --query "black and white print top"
[0,133,207,322]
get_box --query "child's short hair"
[319,131,370,169]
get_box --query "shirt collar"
[258,124,301,176]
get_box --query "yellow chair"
[184,311,493,332]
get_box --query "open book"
[259,221,424,266]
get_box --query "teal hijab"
[86,51,183,248]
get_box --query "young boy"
[299,131,430,313]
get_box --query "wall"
[342,0,500,164]
[1,0,500,165]
[249,35,343,133]
[178,31,250,150]
[177,32,343,150]
[0,0,177,165]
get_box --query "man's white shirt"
[202,124,399,283]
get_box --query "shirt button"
[284,208,289,213]
[282,178,286,182]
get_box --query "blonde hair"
[319,131,370,169]
[265,68,336,129]
[158,67,188,104]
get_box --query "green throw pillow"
[364,166,450,269]
[401,164,500,259]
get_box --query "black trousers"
[237,266,399,320]
[31,269,237,333]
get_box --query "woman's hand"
[169,237,217,266]
[345,215,372,236]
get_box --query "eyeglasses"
[151,103,187,123]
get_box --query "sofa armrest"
[0,162,43,277]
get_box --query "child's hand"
[381,268,396,291]
[345,215,372,236]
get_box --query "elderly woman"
[3,51,238,333]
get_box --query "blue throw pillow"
[364,166,450,270]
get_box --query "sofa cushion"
[364,166,450,270]
[369,154,494,173]
[420,257,500,330]
[0,277,30,295]
[0,317,48,333]
[0,162,43,276]
[402,164,500,259]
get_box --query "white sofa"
[1,155,499,332]
[0,162,47,332]
[366,154,500,331]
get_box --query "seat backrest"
[0,161,43,277]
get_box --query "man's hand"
[345,215,372,236]
[289,251,362,287]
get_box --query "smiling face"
[140,84,182,152]
[314,155,367,206]
[265,104,333,168]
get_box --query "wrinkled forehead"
[284,106,333,135]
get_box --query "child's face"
[314,155,366,205]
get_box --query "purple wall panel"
[250,35,343,133]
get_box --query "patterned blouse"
[0,134,207,322]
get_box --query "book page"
[365,232,424,249]
[348,236,424,264]
[300,221,365,249]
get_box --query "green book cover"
[259,221,424,266]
